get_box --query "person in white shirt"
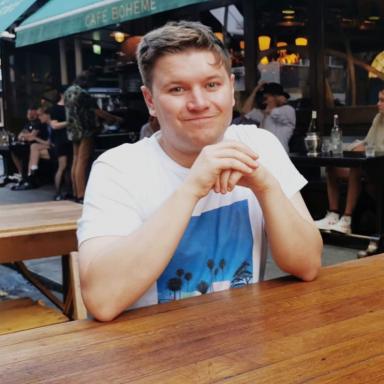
[241,82,296,152]
[78,21,322,321]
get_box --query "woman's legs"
[54,155,68,196]
[72,137,93,200]
[71,142,79,198]
[326,166,350,212]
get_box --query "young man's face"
[142,49,234,164]
[378,91,384,114]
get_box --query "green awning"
[0,0,36,33]
[15,0,210,47]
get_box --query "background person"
[8,107,41,181]
[64,71,122,203]
[241,82,296,152]
[78,21,322,322]
[315,87,384,254]
[49,88,72,200]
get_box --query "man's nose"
[186,88,209,111]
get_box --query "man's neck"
[158,136,197,168]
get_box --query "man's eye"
[207,82,220,89]
[170,87,184,93]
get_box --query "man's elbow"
[300,256,321,282]
[81,287,121,322]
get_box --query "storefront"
[1,0,383,140]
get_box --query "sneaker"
[11,180,36,191]
[315,211,339,231]
[357,240,378,258]
[329,215,352,234]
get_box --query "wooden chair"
[65,252,88,320]
[0,252,87,335]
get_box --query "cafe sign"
[16,0,211,47]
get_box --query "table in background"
[290,151,384,240]
[0,201,82,318]
[1,255,384,383]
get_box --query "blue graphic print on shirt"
[158,200,253,302]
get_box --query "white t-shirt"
[78,124,306,308]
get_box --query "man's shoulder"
[96,138,157,167]
[226,123,278,142]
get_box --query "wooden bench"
[0,298,68,335]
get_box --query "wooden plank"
[1,256,384,383]
[0,201,82,235]
[0,300,68,336]
[0,298,34,311]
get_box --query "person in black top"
[49,90,72,199]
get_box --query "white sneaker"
[315,211,339,231]
[329,215,352,234]
[357,240,378,258]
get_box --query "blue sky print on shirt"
[158,200,253,303]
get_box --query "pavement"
[0,176,362,308]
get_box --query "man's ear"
[141,85,156,116]
[230,74,235,107]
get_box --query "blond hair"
[136,21,231,88]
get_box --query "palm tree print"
[184,272,192,291]
[231,261,252,288]
[167,277,182,300]
[197,280,209,295]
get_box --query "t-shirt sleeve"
[77,155,144,246]
[269,105,296,128]
[235,125,307,198]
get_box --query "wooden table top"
[0,200,82,263]
[1,255,384,383]
[0,201,82,237]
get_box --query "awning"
[15,0,210,47]
[0,0,36,33]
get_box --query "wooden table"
[0,201,82,317]
[1,255,384,383]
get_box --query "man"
[9,107,48,190]
[78,21,322,321]
[315,87,384,255]
[242,82,296,152]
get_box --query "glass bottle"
[304,110,320,156]
[330,114,343,155]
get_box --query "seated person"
[9,107,41,182]
[13,107,53,190]
[14,104,72,195]
[77,21,322,321]
[315,87,384,252]
[241,82,296,152]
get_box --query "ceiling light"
[282,9,295,15]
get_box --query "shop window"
[325,0,384,107]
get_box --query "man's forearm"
[255,186,322,281]
[80,183,199,321]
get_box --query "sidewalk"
[0,180,359,306]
